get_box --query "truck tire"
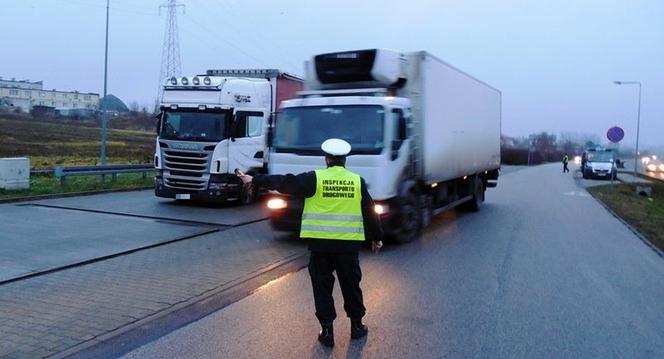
[392,191,422,243]
[239,182,257,205]
[462,177,484,212]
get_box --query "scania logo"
[171,143,200,151]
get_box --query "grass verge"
[0,173,153,201]
[0,117,154,166]
[588,182,664,252]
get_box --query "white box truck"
[155,69,302,203]
[266,49,501,242]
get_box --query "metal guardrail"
[617,169,664,184]
[30,168,56,175]
[53,164,154,185]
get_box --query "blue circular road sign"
[607,126,624,143]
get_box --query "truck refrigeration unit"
[155,69,303,203]
[266,49,501,242]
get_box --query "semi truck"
[265,49,501,242]
[154,69,302,203]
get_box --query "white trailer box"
[400,51,501,183]
[0,157,30,190]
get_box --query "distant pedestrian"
[562,153,570,173]
[236,138,384,348]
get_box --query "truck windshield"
[160,109,231,142]
[587,151,614,162]
[274,105,385,155]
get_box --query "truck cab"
[155,70,302,203]
[268,93,413,231]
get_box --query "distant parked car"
[581,148,617,180]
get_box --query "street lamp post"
[613,81,642,177]
[100,0,110,168]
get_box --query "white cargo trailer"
[267,49,501,242]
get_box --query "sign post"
[607,126,624,184]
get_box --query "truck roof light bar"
[204,69,303,82]
[297,88,389,98]
[206,69,280,77]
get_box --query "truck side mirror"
[391,140,403,161]
[230,114,237,142]
[155,113,163,135]
[267,114,274,147]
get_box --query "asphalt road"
[0,191,298,358]
[0,191,268,283]
[123,163,664,359]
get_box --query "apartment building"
[0,77,99,113]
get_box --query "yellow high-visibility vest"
[300,166,365,241]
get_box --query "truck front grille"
[163,150,209,190]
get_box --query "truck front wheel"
[391,191,422,243]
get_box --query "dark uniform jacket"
[254,165,384,253]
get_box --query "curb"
[0,186,153,204]
[54,252,309,359]
[587,190,664,259]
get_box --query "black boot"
[318,324,334,347]
[350,318,368,339]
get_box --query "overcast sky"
[2,0,663,148]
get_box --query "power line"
[183,16,271,68]
[189,0,301,72]
[56,0,158,16]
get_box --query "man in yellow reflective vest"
[238,138,383,348]
[562,153,570,173]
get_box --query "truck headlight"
[267,198,287,210]
[374,204,389,215]
[209,182,227,190]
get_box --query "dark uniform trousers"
[308,251,366,325]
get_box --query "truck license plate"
[176,194,191,200]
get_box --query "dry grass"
[0,117,154,167]
[588,182,664,252]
